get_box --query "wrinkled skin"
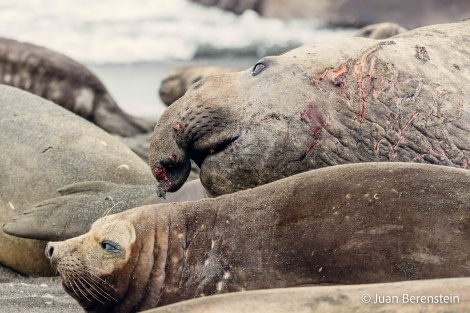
[150,21,470,197]
[47,162,470,312]
[0,37,154,136]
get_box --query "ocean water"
[0,0,357,118]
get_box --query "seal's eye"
[100,241,119,252]
[252,62,266,76]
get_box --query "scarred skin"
[149,21,470,197]
[0,37,154,136]
[46,162,470,312]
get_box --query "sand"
[0,265,81,312]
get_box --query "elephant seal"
[146,277,470,313]
[46,162,470,312]
[149,20,470,197]
[0,85,206,276]
[0,37,154,136]
[356,22,407,39]
[159,66,233,106]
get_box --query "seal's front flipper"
[3,181,157,241]
[56,181,114,195]
[3,192,111,241]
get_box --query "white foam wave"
[0,0,356,64]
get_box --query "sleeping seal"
[149,20,470,197]
[0,37,154,136]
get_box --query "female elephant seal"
[46,162,470,312]
[0,37,154,136]
[149,20,470,197]
[0,85,205,276]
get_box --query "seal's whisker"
[83,279,116,303]
[103,201,124,218]
[68,274,93,303]
[75,275,107,304]
[84,266,118,291]
[62,271,81,297]
[81,272,118,302]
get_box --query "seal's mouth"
[189,135,240,168]
[152,134,239,198]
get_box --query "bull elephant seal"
[46,162,470,312]
[356,22,407,39]
[146,277,470,313]
[159,66,233,106]
[0,37,154,136]
[149,20,470,197]
[0,85,205,276]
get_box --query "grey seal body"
[0,85,205,276]
[0,37,154,136]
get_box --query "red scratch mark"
[373,65,398,99]
[413,78,423,98]
[432,114,445,121]
[354,45,380,80]
[304,139,322,158]
[326,63,349,87]
[173,124,181,131]
[440,151,448,161]
[354,45,380,126]
[318,69,329,81]
[391,111,419,161]
[309,77,320,84]
[300,100,327,138]
[374,138,383,157]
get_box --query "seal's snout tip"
[45,243,54,260]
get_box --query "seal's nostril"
[45,244,54,259]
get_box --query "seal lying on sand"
[46,162,470,312]
[0,85,205,276]
[146,277,470,313]
[149,20,470,197]
[355,22,407,39]
[0,37,154,136]
[159,66,233,106]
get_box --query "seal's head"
[45,214,138,312]
[45,206,172,312]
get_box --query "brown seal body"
[46,162,470,312]
[149,20,470,197]
[145,277,470,313]
[0,37,154,136]
[0,85,205,276]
